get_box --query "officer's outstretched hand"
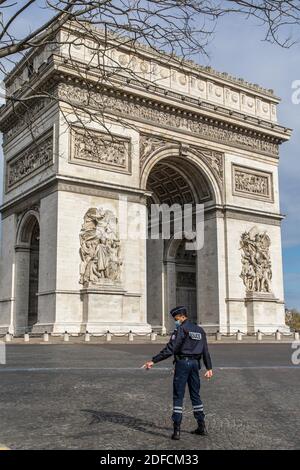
[204,369,213,380]
[142,361,154,370]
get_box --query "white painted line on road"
[0,367,171,372]
[0,366,299,372]
[217,366,300,369]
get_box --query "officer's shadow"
[81,409,176,439]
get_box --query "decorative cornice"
[0,56,292,143]
[0,173,149,218]
[4,21,279,100]
[55,81,283,158]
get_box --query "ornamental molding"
[6,128,54,192]
[232,164,274,202]
[70,126,131,174]
[57,83,281,158]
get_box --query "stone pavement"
[0,344,299,450]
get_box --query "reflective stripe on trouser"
[172,358,205,425]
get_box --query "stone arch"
[14,209,40,333]
[140,145,223,205]
[16,209,40,247]
[165,232,191,261]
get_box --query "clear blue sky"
[203,15,300,309]
[0,6,299,309]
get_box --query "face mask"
[175,320,181,328]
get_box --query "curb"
[1,338,297,345]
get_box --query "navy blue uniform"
[152,319,212,425]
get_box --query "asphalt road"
[0,343,299,450]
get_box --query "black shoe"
[191,421,208,436]
[171,424,181,440]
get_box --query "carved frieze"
[240,227,272,293]
[79,207,122,287]
[3,98,52,143]
[6,129,53,191]
[58,83,280,158]
[233,165,273,201]
[71,126,131,173]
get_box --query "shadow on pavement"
[81,409,187,440]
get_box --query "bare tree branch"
[0,0,298,145]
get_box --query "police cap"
[170,306,187,318]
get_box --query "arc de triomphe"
[0,23,291,335]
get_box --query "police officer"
[142,306,213,440]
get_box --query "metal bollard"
[128,330,134,342]
[215,331,222,341]
[294,331,300,341]
[5,332,11,342]
[43,331,49,342]
[64,331,69,342]
[150,331,157,341]
[236,330,242,341]
[256,330,262,341]
[275,329,281,341]
[85,331,90,342]
[24,333,30,342]
[106,331,112,342]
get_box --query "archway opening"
[145,153,216,332]
[28,220,40,329]
[15,212,40,334]
[175,239,197,324]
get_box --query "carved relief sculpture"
[6,130,53,190]
[71,126,131,172]
[240,227,272,293]
[192,147,224,183]
[139,134,169,167]
[79,207,122,287]
[233,165,273,201]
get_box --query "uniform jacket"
[152,319,212,370]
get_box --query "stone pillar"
[164,260,177,333]
[146,238,164,331]
[0,214,16,334]
[32,193,58,333]
[14,247,30,334]
[196,212,223,333]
